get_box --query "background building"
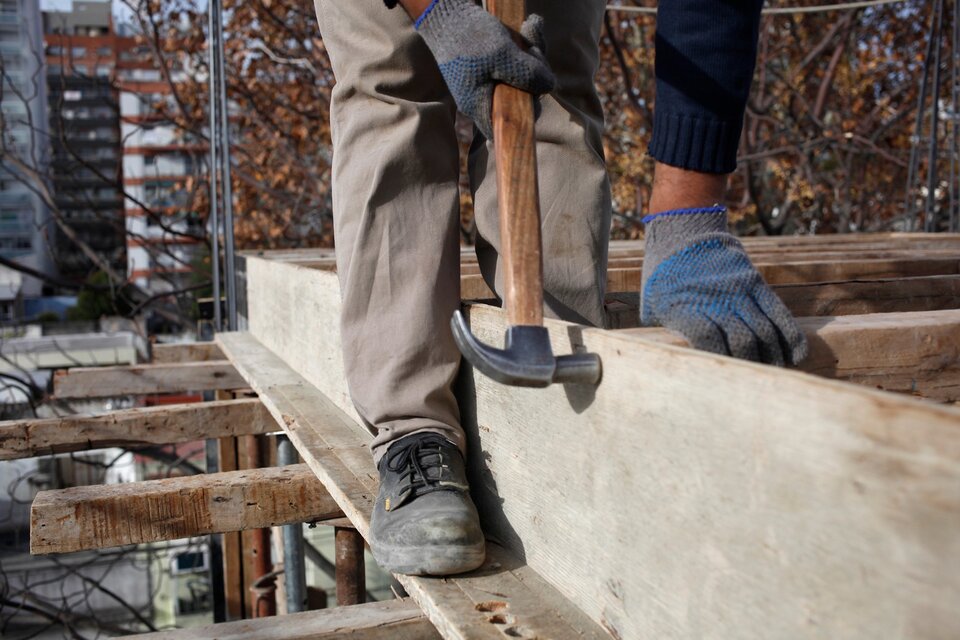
[0,0,55,298]
[43,0,126,281]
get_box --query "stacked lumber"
[231,233,960,639]
[19,234,960,639]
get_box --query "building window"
[95,66,111,78]
[71,47,86,58]
[46,45,63,56]
[96,46,112,57]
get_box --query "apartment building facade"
[0,0,55,298]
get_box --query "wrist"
[648,162,726,215]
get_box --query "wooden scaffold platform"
[10,233,960,640]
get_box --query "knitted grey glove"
[641,206,808,366]
[414,0,555,139]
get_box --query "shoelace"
[385,436,449,498]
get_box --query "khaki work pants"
[315,0,611,463]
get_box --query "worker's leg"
[315,0,465,464]
[468,0,611,328]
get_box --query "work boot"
[370,433,486,576]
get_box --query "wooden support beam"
[218,434,246,620]
[336,526,366,606]
[617,310,960,402]
[30,464,343,554]
[0,399,273,460]
[216,331,611,640]
[126,599,438,640]
[605,274,960,326]
[53,361,246,398]
[151,342,225,363]
[463,257,960,300]
[239,253,960,639]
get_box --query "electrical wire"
[606,0,907,16]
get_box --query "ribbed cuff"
[648,111,740,175]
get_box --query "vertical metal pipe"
[335,527,366,606]
[926,0,947,232]
[278,436,307,613]
[213,0,238,330]
[204,420,226,622]
[207,0,222,332]
[952,0,960,231]
[905,1,942,230]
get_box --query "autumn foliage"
[133,0,944,248]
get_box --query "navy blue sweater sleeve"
[647,0,764,174]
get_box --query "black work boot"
[370,433,486,576]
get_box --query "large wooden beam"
[31,464,342,554]
[53,361,246,398]
[216,332,610,640]
[617,310,960,401]
[0,399,273,460]
[128,599,438,640]
[151,342,224,363]
[241,254,960,639]
[605,275,960,326]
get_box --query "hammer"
[450,0,602,388]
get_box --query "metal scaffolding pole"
[925,0,947,232]
[278,436,307,613]
[207,0,222,332]
[213,0,238,330]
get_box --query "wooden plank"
[241,254,960,639]
[464,258,960,300]
[127,599,438,640]
[605,274,960,326]
[151,342,225,363]
[53,361,246,398]
[30,464,343,554]
[216,331,610,640]
[0,399,273,460]
[617,310,960,401]
[218,434,245,620]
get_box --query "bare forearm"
[397,0,433,19]
[648,162,726,215]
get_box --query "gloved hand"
[414,0,555,140]
[640,206,808,366]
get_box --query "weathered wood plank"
[216,331,610,640]
[53,361,246,398]
[617,310,960,401]
[464,257,960,300]
[457,305,960,640]
[605,275,960,326]
[796,310,960,400]
[242,253,960,639]
[30,464,342,554]
[127,599,438,640]
[151,342,225,363]
[0,399,273,460]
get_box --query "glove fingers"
[520,14,548,55]
[461,84,494,140]
[753,287,809,366]
[675,313,729,357]
[496,49,556,95]
[711,313,761,363]
[736,304,786,367]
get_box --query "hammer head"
[450,310,602,388]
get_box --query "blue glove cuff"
[641,205,726,225]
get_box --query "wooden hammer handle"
[488,0,544,327]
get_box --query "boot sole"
[373,541,486,576]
